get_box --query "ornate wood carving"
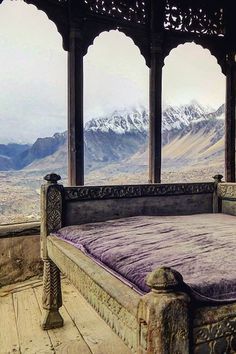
[218,183,236,200]
[164,0,225,37]
[65,182,215,201]
[52,244,138,351]
[46,185,63,233]
[138,267,190,354]
[41,259,63,330]
[83,0,147,25]
[194,318,236,353]
[42,259,62,310]
[41,173,63,259]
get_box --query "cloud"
[0,1,226,143]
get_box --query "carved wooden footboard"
[40,173,236,354]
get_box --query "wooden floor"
[0,278,132,354]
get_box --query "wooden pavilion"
[2,0,235,186]
[2,1,236,354]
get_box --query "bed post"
[213,174,223,213]
[41,173,64,330]
[137,267,190,354]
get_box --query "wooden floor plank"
[62,279,132,354]
[34,286,92,354]
[1,278,132,354]
[0,294,20,354]
[13,287,53,354]
[0,278,42,297]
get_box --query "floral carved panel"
[83,0,147,24]
[164,0,225,37]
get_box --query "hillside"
[0,102,225,179]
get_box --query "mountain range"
[0,102,225,176]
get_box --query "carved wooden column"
[149,0,164,183]
[225,53,236,182]
[41,173,64,330]
[68,28,84,186]
[137,267,190,354]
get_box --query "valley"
[0,101,226,224]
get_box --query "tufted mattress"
[54,214,236,301]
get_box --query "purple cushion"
[54,214,236,301]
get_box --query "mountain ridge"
[0,102,225,172]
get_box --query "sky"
[0,0,226,143]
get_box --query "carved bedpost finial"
[213,174,223,183]
[44,173,61,184]
[146,266,184,293]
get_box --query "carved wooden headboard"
[63,182,215,226]
[41,174,219,257]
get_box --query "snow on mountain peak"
[85,108,149,134]
[85,102,224,134]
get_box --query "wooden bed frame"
[40,173,236,354]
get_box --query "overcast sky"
[0,0,225,143]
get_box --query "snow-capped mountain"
[162,101,216,131]
[86,101,224,135]
[0,102,225,173]
[85,108,149,134]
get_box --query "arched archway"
[0,0,67,224]
[162,42,225,183]
[83,30,149,185]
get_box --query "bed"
[40,173,236,354]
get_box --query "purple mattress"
[54,214,236,301]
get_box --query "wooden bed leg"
[213,174,223,213]
[137,267,190,354]
[41,259,63,330]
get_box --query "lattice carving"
[65,183,215,201]
[83,0,147,24]
[164,0,225,37]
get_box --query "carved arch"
[163,37,226,75]
[24,0,69,50]
[0,0,68,50]
[81,23,150,66]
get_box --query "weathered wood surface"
[138,267,190,354]
[63,280,132,354]
[13,287,53,353]
[47,236,139,351]
[35,286,92,354]
[217,182,236,215]
[48,236,236,354]
[0,293,20,354]
[222,200,236,216]
[0,234,42,287]
[0,278,132,354]
[41,259,63,330]
[0,222,40,238]
[65,194,213,226]
[193,302,236,353]
[218,183,236,200]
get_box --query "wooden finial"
[146,267,184,292]
[44,173,61,184]
[213,174,223,183]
